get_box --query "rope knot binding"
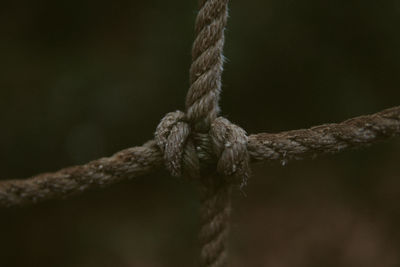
[155,0,246,266]
[210,117,250,187]
[155,111,250,186]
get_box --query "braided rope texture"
[248,106,400,162]
[155,112,249,267]
[156,0,242,266]
[199,176,232,267]
[186,0,228,132]
[188,1,235,266]
[2,106,399,208]
[0,0,399,265]
[0,141,162,207]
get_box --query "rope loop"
[155,111,250,186]
[155,110,200,178]
[155,1,243,265]
[210,117,251,187]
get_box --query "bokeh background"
[1,0,400,266]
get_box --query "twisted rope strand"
[186,0,229,131]
[1,0,399,264]
[155,1,238,263]
[199,176,232,267]
[155,111,199,177]
[184,1,236,266]
[1,106,399,208]
[0,140,162,207]
[248,105,400,162]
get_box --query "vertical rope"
[185,0,231,266]
[198,175,233,267]
[186,0,229,132]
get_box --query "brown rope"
[0,0,399,265]
[249,105,400,163]
[155,0,246,265]
[0,140,162,207]
[199,174,232,267]
[188,1,246,265]
[1,106,399,208]
[187,0,234,265]
[186,0,228,132]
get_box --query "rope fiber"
[0,0,399,266]
[1,106,399,206]
[155,0,247,265]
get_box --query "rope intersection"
[1,105,399,207]
[0,0,399,266]
[155,0,247,265]
[155,111,250,185]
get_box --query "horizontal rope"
[0,141,163,207]
[248,105,400,163]
[0,106,399,207]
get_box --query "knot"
[155,111,250,186]
[154,111,200,178]
[210,117,251,187]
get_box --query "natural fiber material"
[186,0,228,132]
[1,106,399,208]
[187,1,233,265]
[0,0,399,265]
[199,174,232,267]
[155,111,199,178]
[248,105,400,163]
[188,1,246,264]
[0,140,162,207]
[210,117,250,187]
[155,113,250,266]
[155,0,246,265]
[155,113,250,183]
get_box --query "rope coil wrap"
[155,112,250,185]
[186,0,229,132]
[1,0,398,265]
[155,0,248,266]
[155,112,250,266]
[155,112,250,267]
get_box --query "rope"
[1,106,399,208]
[189,1,246,264]
[0,140,162,207]
[186,0,229,132]
[199,174,232,267]
[0,0,399,264]
[248,106,400,162]
[155,0,248,265]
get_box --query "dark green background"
[1,0,400,266]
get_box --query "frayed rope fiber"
[155,111,250,185]
[154,0,249,266]
[0,0,399,266]
[1,106,399,208]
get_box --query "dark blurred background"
[1,0,400,266]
